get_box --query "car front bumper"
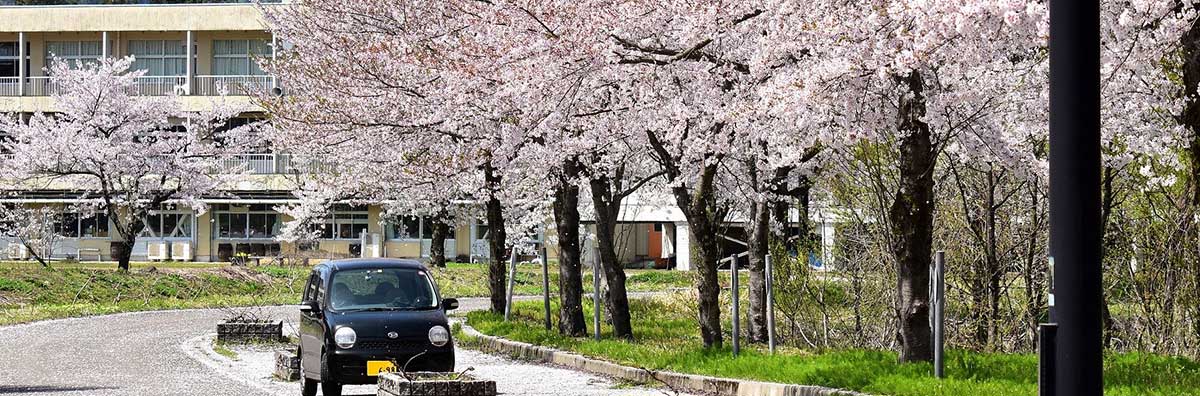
[330,341,455,384]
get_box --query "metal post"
[541,245,551,331]
[933,251,945,379]
[1039,323,1059,396]
[730,254,739,357]
[101,32,109,59]
[504,252,517,321]
[185,30,194,95]
[766,254,776,354]
[17,32,25,96]
[1049,1,1102,396]
[593,243,602,340]
[270,32,278,89]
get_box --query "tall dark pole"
[1049,1,1102,396]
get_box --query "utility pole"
[1048,1,1102,395]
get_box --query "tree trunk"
[890,71,934,363]
[484,163,508,314]
[985,168,1002,351]
[589,174,634,339]
[554,159,587,337]
[429,215,449,268]
[673,163,724,348]
[113,226,139,272]
[746,199,770,343]
[1179,10,1200,342]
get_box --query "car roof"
[317,258,427,272]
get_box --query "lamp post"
[1048,1,1102,395]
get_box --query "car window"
[316,272,326,306]
[329,268,437,311]
[303,272,318,302]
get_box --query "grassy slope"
[463,296,1200,396]
[431,262,697,298]
[0,264,310,325]
[0,260,697,326]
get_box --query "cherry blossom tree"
[0,57,255,271]
[0,205,63,267]
[754,0,1048,361]
[260,0,585,318]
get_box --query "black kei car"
[297,258,458,396]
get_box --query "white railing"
[195,75,274,96]
[220,154,277,174]
[277,154,334,174]
[25,77,55,96]
[0,77,18,96]
[132,76,187,96]
[212,154,334,175]
[5,75,277,97]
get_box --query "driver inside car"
[331,283,354,308]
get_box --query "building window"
[215,204,280,239]
[473,220,489,241]
[57,211,109,238]
[0,42,28,78]
[141,212,193,238]
[387,216,441,241]
[45,41,102,68]
[316,205,369,240]
[211,39,271,76]
[128,40,187,76]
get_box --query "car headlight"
[428,325,450,347]
[334,327,357,349]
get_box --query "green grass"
[213,342,240,360]
[0,260,228,270]
[463,296,1200,396]
[0,264,309,325]
[432,261,699,298]
[0,260,693,326]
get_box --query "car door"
[298,271,322,375]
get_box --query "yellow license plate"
[366,360,397,376]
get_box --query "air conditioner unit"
[7,243,29,260]
[147,241,169,261]
[171,241,193,261]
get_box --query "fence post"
[593,243,602,340]
[541,245,551,331]
[730,254,740,357]
[934,250,945,379]
[504,252,517,321]
[766,253,776,354]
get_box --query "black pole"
[933,251,945,379]
[1049,1,1102,396]
[542,245,551,331]
[1039,323,1058,396]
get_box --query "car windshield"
[328,268,438,311]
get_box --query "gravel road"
[0,298,681,396]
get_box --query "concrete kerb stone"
[273,350,300,381]
[458,322,867,396]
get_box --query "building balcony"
[0,74,275,97]
[218,153,330,175]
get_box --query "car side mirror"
[299,300,320,313]
[442,298,459,311]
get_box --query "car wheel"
[320,352,342,396]
[301,377,318,396]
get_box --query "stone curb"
[458,322,866,396]
[273,350,300,381]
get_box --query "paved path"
[0,298,680,396]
